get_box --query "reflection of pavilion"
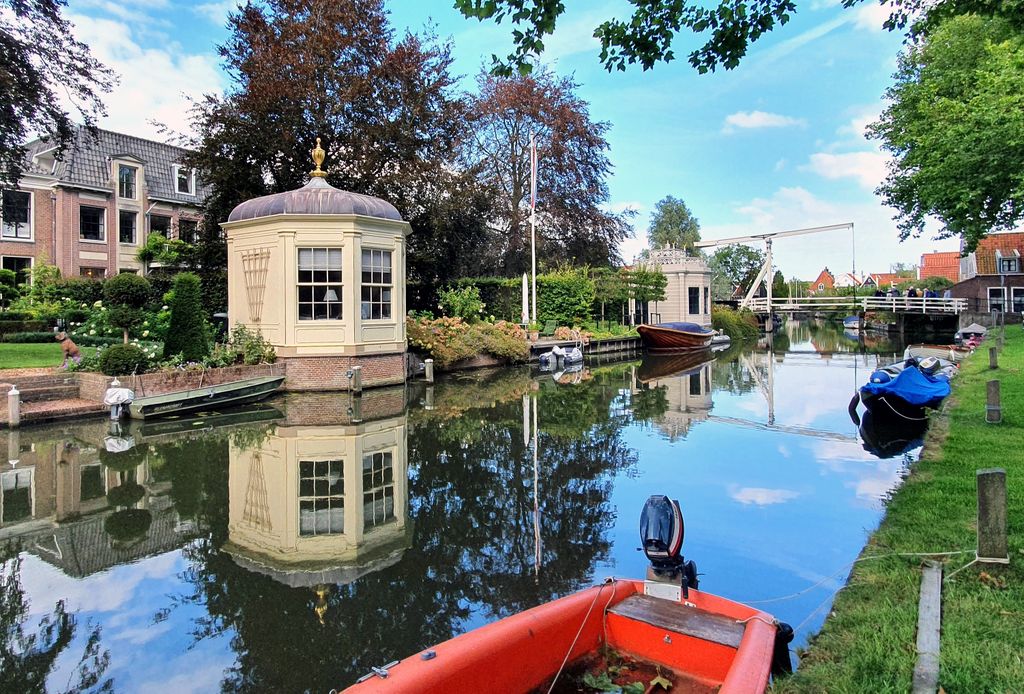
[224,413,410,587]
[634,354,714,441]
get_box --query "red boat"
[344,497,791,694]
[637,322,715,353]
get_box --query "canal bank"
[777,328,1023,692]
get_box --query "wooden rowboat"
[904,344,972,364]
[343,579,785,693]
[637,322,715,353]
[127,375,285,420]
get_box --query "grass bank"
[776,327,1023,693]
[0,343,63,369]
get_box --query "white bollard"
[425,359,434,383]
[7,386,20,429]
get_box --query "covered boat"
[856,357,955,421]
[955,323,987,344]
[126,375,285,420]
[344,496,792,694]
[637,322,715,353]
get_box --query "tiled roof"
[23,127,210,205]
[974,232,1024,275]
[919,251,960,282]
[867,272,912,287]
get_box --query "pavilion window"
[297,247,342,320]
[360,249,392,320]
[688,286,700,315]
[298,459,344,536]
[362,451,395,529]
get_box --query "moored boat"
[127,375,285,420]
[855,357,956,421]
[842,316,862,330]
[344,496,792,694]
[637,322,714,353]
[904,343,972,364]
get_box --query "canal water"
[1,320,918,692]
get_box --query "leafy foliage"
[438,285,486,321]
[869,14,1024,252]
[648,196,701,251]
[407,316,529,366]
[537,268,596,326]
[707,245,765,299]
[103,273,152,343]
[0,0,113,184]
[99,343,150,376]
[163,273,210,362]
[712,306,760,339]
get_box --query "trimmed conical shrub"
[163,272,209,361]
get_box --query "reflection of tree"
[711,353,758,394]
[630,384,670,423]
[158,365,638,692]
[0,546,112,693]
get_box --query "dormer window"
[118,165,137,199]
[173,165,195,195]
[997,250,1020,274]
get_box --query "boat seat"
[607,594,746,649]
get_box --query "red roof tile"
[975,233,1024,275]
[919,251,960,282]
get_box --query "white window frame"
[360,248,393,320]
[1,255,34,286]
[362,449,395,530]
[118,209,138,245]
[173,164,195,196]
[79,205,106,243]
[1011,287,1024,314]
[1,188,33,241]
[297,247,343,321]
[987,286,1006,313]
[118,165,137,199]
[998,257,1019,274]
[298,458,345,536]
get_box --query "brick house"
[0,127,209,285]
[863,272,913,290]
[808,267,834,294]
[951,232,1024,314]
[918,251,960,283]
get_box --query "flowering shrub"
[553,326,593,343]
[407,316,528,367]
[67,300,170,344]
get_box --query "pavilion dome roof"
[227,177,403,223]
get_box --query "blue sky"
[63,0,960,279]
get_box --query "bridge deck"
[745,296,965,315]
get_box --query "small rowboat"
[637,322,715,353]
[127,375,284,420]
[344,496,791,694]
[904,343,972,364]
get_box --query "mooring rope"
[547,578,616,694]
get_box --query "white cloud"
[854,3,893,32]
[722,110,806,134]
[730,486,800,506]
[67,13,224,140]
[194,0,241,25]
[805,151,888,190]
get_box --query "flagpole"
[530,133,537,325]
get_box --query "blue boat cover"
[861,366,951,406]
[656,322,714,334]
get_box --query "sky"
[61,0,961,280]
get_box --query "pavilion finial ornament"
[310,137,327,178]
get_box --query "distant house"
[808,267,834,294]
[0,126,210,283]
[918,251,960,283]
[833,272,863,289]
[864,272,912,290]
[950,232,1024,314]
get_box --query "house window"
[178,219,197,244]
[118,210,137,244]
[688,286,700,315]
[362,451,395,529]
[80,267,105,279]
[999,257,1019,273]
[174,165,194,195]
[987,287,1005,312]
[1,257,32,286]
[704,287,709,314]
[1012,287,1024,314]
[689,372,701,397]
[79,206,105,241]
[298,459,344,536]
[1,189,31,240]
[818,283,824,291]
[360,249,392,320]
[1,468,33,523]
[150,214,171,236]
[118,165,136,199]
[297,248,342,320]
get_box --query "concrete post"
[424,359,434,383]
[425,385,435,410]
[7,429,19,464]
[7,387,20,429]
[977,468,1009,564]
[349,365,362,394]
[989,347,998,369]
[986,380,1001,424]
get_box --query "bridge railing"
[744,296,967,314]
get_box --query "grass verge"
[0,343,63,369]
[775,327,1023,693]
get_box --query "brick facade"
[281,354,406,391]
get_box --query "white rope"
[878,396,929,421]
[546,578,615,694]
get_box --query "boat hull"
[342,580,778,694]
[638,324,714,353]
[905,344,972,364]
[127,375,285,420]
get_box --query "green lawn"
[776,327,1024,692]
[0,343,64,369]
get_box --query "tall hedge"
[537,269,596,326]
[104,273,152,343]
[163,272,209,361]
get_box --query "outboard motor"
[640,495,698,598]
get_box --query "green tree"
[0,0,113,185]
[771,270,789,298]
[869,15,1024,252]
[647,196,700,252]
[103,273,152,344]
[624,264,667,323]
[590,267,628,322]
[707,245,765,300]
[453,0,1024,76]
[163,272,210,361]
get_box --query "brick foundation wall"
[78,363,286,401]
[282,353,405,391]
[277,387,407,425]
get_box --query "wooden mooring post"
[977,468,1009,564]
[912,561,943,694]
[986,380,1001,424]
[989,347,998,369]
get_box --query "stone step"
[19,398,105,424]
[18,384,81,403]
[2,374,77,389]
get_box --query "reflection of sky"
[20,546,235,693]
[603,351,918,649]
